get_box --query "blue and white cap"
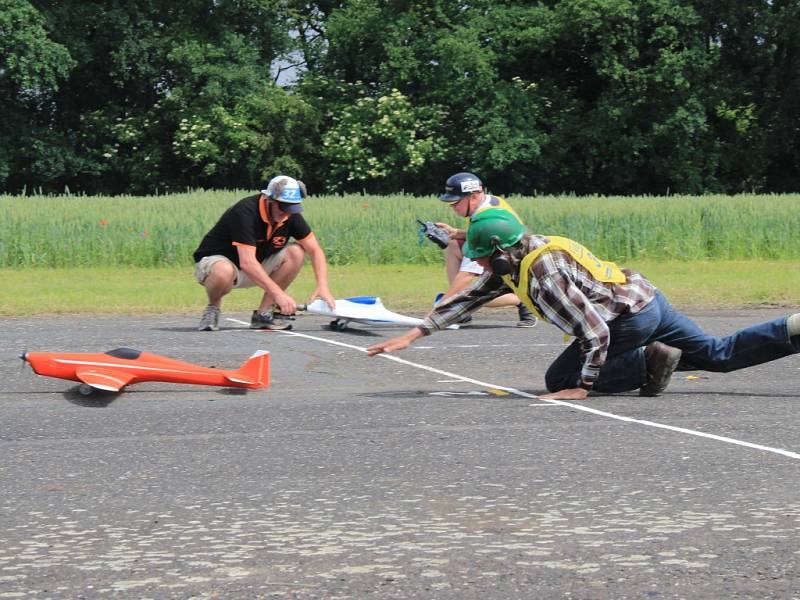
[262,176,304,212]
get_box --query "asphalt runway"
[2,308,800,599]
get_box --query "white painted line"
[414,343,560,349]
[227,319,800,460]
[429,391,489,397]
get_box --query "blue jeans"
[545,291,800,393]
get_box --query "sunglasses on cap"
[276,200,303,214]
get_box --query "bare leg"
[203,260,237,308]
[258,244,306,312]
[488,293,525,308]
[444,240,463,284]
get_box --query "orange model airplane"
[21,347,270,395]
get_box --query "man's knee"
[198,257,236,288]
[212,259,236,278]
[275,244,306,273]
[545,365,575,392]
[544,371,560,393]
[284,243,306,263]
[266,244,305,278]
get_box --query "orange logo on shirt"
[271,236,287,248]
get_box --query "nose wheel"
[328,319,349,332]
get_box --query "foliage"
[321,89,445,192]
[0,0,798,194]
[2,0,318,194]
[0,0,76,187]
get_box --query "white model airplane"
[300,296,458,331]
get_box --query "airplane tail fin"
[226,350,270,388]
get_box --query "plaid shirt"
[420,235,656,387]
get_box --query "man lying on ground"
[367,208,800,400]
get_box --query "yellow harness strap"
[466,196,523,226]
[501,236,627,323]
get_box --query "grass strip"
[2,261,798,317]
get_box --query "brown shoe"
[639,342,682,397]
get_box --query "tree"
[5,0,319,193]
[0,0,75,190]
[698,0,800,192]
[2,0,798,195]
[299,0,724,194]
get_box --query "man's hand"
[274,290,297,316]
[539,387,590,401]
[434,222,461,239]
[366,336,411,356]
[310,286,336,310]
[417,220,451,249]
[367,328,423,356]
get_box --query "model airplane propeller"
[21,347,270,395]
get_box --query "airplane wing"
[76,369,136,392]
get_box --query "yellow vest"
[501,236,626,322]
[466,196,522,225]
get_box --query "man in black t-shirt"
[193,175,336,331]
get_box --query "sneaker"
[516,303,538,328]
[639,341,682,397]
[272,307,296,320]
[198,305,220,331]
[250,310,292,331]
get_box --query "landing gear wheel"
[78,384,94,396]
[328,319,348,332]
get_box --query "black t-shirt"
[193,194,313,267]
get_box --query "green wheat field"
[2,191,800,315]
[5,191,800,267]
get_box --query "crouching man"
[367,208,800,399]
[193,175,335,331]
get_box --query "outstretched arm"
[367,327,425,356]
[298,233,336,309]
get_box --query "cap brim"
[439,193,464,203]
[281,203,303,214]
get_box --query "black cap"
[440,172,483,202]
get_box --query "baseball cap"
[262,176,304,213]
[439,172,483,203]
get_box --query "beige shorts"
[459,255,485,275]
[452,238,483,275]
[194,248,288,289]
